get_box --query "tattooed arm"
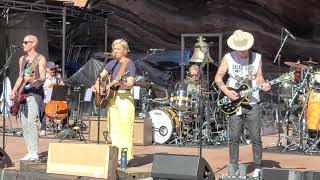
[215,56,239,100]
[30,55,46,87]
[214,56,229,93]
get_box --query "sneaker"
[253,168,261,178]
[39,130,46,136]
[20,153,39,161]
[20,153,32,161]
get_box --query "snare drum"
[148,107,179,144]
[170,90,191,111]
[306,89,320,131]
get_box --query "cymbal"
[303,60,318,65]
[284,61,308,69]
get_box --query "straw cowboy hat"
[227,30,254,51]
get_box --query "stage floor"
[0,116,319,178]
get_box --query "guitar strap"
[117,59,129,79]
[246,51,253,87]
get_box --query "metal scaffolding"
[0,0,113,78]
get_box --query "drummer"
[186,64,201,93]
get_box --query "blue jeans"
[227,104,262,168]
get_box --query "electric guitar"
[95,71,129,108]
[217,72,294,115]
[10,79,29,116]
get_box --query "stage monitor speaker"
[151,153,214,180]
[303,171,320,180]
[261,168,302,180]
[0,147,12,168]
[47,143,118,179]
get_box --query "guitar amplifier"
[88,116,111,143]
[89,116,152,145]
[133,118,153,146]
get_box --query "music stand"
[58,85,91,143]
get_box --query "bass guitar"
[217,72,294,115]
[10,79,29,116]
[95,71,129,108]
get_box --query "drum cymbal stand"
[282,68,311,151]
[168,109,186,145]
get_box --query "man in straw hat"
[214,30,271,177]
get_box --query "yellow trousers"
[107,90,135,161]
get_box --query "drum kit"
[276,59,320,153]
[136,77,228,146]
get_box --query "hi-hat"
[284,61,308,69]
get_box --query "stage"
[0,133,319,178]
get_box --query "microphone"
[149,48,165,52]
[283,28,296,40]
[10,45,22,49]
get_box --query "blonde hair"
[112,38,130,55]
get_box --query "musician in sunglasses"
[186,64,201,93]
[92,38,136,163]
[214,30,270,177]
[10,34,46,161]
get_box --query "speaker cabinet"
[303,171,320,180]
[151,153,214,180]
[261,168,302,180]
[133,118,152,146]
[47,143,118,179]
[89,116,111,143]
[0,147,12,168]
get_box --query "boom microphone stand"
[0,8,11,151]
[0,46,17,150]
[270,29,291,150]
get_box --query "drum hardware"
[302,57,319,65]
[282,72,310,150]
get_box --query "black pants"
[227,104,262,168]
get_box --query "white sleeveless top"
[226,51,262,104]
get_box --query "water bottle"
[120,148,128,169]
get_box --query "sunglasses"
[22,41,33,45]
[191,74,198,77]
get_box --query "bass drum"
[306,89,320,131]
[148,107,179,144]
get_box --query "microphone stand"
[97,74,101,144]
[271,29,290,150]
[0,7,10,151]
[0,47,17,150]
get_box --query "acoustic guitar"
[95,71,129,108]
[217,72,294,115]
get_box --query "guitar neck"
[240,78,280,97]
